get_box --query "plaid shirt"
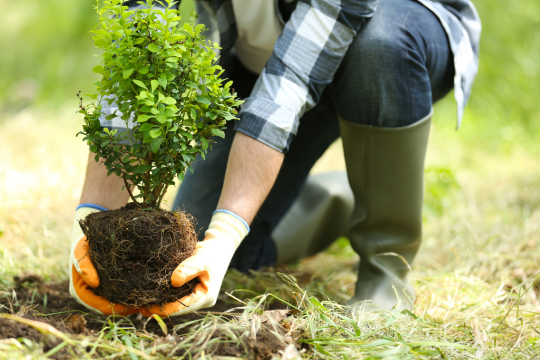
[197,0,481,153]
[112,0,480,153]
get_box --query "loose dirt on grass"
[0,274,299,359]
[80,203,199,307]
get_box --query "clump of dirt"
[79,203,199,307]
[0,309,86,359]
[210,326,291,360]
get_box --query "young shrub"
[75,0,242,307]
[78,0,241,209]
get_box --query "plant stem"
[156,183,169,210]
[143,151,153,204]
[123,174,138,204]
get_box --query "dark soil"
[0,275,235,335]
[79,203,199,307]
[199,326,291,360]
[0,275,295,359]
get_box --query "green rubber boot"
[272,172,354,264]
[340,111,432,311]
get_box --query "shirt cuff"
[235,97,299,154]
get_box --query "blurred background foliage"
[0,0,194,112]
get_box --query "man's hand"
[139,132,282,316]
[69,206,137,315]
[139,210,249,317]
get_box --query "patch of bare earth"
[0,274,301,359]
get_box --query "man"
[69,0,480,315]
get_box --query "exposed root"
[79,203,199,307]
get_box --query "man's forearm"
[79,152,132,210]
[217,132,285,225]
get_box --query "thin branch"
[143,151,153,204]
[123,174,138,204]
[156,183,169,209]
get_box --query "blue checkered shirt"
[111,0,480,153]
[197,0,481,153]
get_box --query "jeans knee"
[332,0,437,127]
[333,34,412,127]
[354,30,408,72]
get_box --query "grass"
[1,100,540,359]
[1,0,540,358]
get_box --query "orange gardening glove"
[139,210,249,317]
[69,205,138,316]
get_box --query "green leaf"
[148,43,160,52]
[162,97,176,105]
[138,123,154,132]
[151,80,159,93]
[92,65,104,73]
[123,68,134,79]
[137,114,152,122]
[197,96,211,106]
[150,137,164,153]
[158,76,167,88]
[183,22,193,33]
[156,115,167,124]
[195,24,205,34]
[133,165,152,173]
[200,137,208,150]
[94,38,107,47]
[222,112,237,120]
[133,80,148,89]
[104,110,118,120]
[211,128,225,138]
[139,66,149,74]
[150,129,161,138]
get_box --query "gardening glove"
[69,204,138,316]
[139,210,249,317]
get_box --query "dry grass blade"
[0,313,72,343]
[147,314,168,335]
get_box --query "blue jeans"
[173,0,454,271]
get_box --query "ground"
[1,100,540,359]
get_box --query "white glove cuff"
[206,210,250,249]
[70,205,106,274]
[72,205,106,245]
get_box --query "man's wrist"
[206,210,250,248]
[77,203,108,212]
[212,209,250,233]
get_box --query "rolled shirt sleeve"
[235,0,379,153]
